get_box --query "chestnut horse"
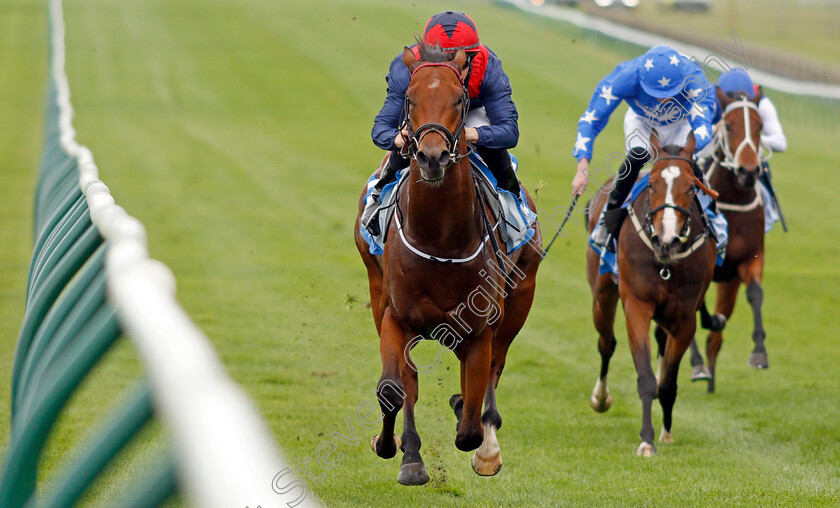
[354,45,541,485]
[688,87,769,393]
[586,132,716,456]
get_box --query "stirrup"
[361,189,383,236]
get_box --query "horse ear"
[752,85,764,104]
[715,86,733,108]
[452,49,467,71]
[684,130,696,156]
[649,129,662,155]
[403,46,420,72]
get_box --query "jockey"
[714,68,787,153]
[362,10,520,236]
[571,45,717,246]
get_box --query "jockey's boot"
[480,147,520,194]
[600,146,651,251]
[361,157,399,237]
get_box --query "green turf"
[2,0,839,506]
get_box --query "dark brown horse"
[586,132,716,456]
[688,87,768,393]
[354,44,541,485]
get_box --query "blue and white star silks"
[573,45,717,161]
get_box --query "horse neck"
[710,153,758,203]
[403,156,480,249]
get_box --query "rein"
[392,168,501,265]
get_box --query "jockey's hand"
[394,128,409,149]
[572,158,590,195]
[465,127,479,143]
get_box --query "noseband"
[641,156,695,244]
[713,99,765,174]
[401,62,472,167]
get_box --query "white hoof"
[472,423,503,476]
[471,451,503,476]
[637,441,656,457]
[590,377,613,413]
[659,426,673,444]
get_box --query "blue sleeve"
[371,54,410,151]
[573,62,634,161]
[475,56,519,149]
[683,69,717,152]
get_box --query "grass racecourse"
[2,0,840,506]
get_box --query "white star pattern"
[644,58,654,71]
[599,85,618,105]
[574,132,591,154]
[657,76,671,87]
[686,88,703,100]
[689,103,706,121]
[695,125,710,140]
[669,54,680,66]
[580,110,599,124]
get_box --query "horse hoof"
[590,379,612,413]
[748,352,769,369]
[659,427,674,444]
[370,434,401,458]
[691,364,711,382]
[472,451,503,476]
[398,462,430,486]
[590,393,613,413]
[637,442,657,457]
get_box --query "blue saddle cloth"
[590,172,728,277]
[360,153,537,256]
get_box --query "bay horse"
[688,87,768,393]
[585,131,716,456]
[353,44,541,485]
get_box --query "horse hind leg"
[706,278,740,393]
[746,280,769,369]
[591,278,619,413]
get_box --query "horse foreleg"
[455,328,492,453]
[624,297,657,457]
[707,278,740,393]
[397,343,429,485]
[371,308,407,460]
[657,319,695,445]
[741,255,768,369]
[591,276,619,413]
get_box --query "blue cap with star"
[638,45,686,99]
[718,68,755,98]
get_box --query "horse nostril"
[650,234,661,248]
[416,151,429,167]
[668,237,682,251]
[439,150,450,167]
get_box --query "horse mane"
[661,145,684,156]
[414,38,454,63]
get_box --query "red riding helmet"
[423,11,480,53]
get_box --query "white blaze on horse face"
[661,166,681,242]
[428,78,440,89]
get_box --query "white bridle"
[713,99,768,171]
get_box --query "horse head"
[647,130,698,262]
[402,44,470,185]
[715,86,764,188]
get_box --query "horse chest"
[386,269,501,337]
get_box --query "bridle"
[626,156,709,266]
[642,156,694,244]
[711,98,767,174]
[400,62,472,167]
